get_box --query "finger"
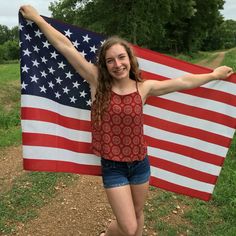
[19,6,26,14]
[228,68,233,74]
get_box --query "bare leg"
[131,181,149,236]
[104,185,137,236]
[103,181,149,236]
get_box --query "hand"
[212,66,234,80]
[19,5,41,23]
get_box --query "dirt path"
[0,146,113,236]
[0,147,155,236]
[0,51,226,236]
[0,146,24,193]
[16,175,113,236]
[197,51,226,69]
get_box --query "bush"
[0,44,4,63]
[0,40,19,62]
[3,40,19,61]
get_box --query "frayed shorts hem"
[101,155,151,189]
[103,178,150,189]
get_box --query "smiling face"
[105,44,131,81]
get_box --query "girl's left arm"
[144,65,234,97]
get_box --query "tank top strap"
[135,81,139,94]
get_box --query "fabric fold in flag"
[19,13,236,201]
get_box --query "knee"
[135,208,144,221]
[120,221,138,236]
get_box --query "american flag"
[19,13,236,201]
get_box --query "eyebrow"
[105,53,127,61]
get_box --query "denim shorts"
[101,155,151,189]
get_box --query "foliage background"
[0,0,236,63]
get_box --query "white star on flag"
[64,29,73,38]
[82,34,91,43]
[90,45,98,53]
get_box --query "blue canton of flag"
[19,13,105,110]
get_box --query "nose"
[114,58,121,67]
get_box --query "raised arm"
[19,5,98,89]
[142,65,234,99]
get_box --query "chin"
[112,72,129,80]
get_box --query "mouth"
[113,67,126,75]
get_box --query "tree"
[9,26,19,41]
[185,0,225,52]
[49,0,173,47]
[3,41,19,60]
[163,0,225,53]
[0,25,10,44]
[222,20,236,48]
[0,25,19,45]
[0,24,19,62]
[161,0,197,52]
[49,0,227,53]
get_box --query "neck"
[112,78,137,94]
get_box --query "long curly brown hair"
[92,36,143,125]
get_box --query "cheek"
[106,64,113,72]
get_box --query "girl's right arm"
[19,5,98,89]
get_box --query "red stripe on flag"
[146,96,236,128]
[141,71,236,107]
[23,159,101,175]
[141,71,167,81]
[144,114,230,147]
[146,136,224,166]
[149,156,218,184]
[181,88,236,107]
[133,45,211,74]
[21,107,91,132]
[149,176,211,201]
[23,133,92,154]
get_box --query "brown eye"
[119,54,126,59]
[106,60,112,64]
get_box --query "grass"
[175,51,212,64]
[0,63,21,148]
[221,48,236,71]
[144,49,236,236]
[0,172,77,234]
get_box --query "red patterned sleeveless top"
[91,87,147,162]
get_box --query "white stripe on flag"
[23,145,100,165]
[21,120,91,142]
[144,105,235,138]
[148,146,221,176]
[151,166,215,193]
[138,57,236,95]
[137,57,187,79]
[160,92,236,118]
[144,125,228,157]
[203,80,236,96]
[21,95,91,120]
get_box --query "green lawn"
[0,63,21,148]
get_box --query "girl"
[20,5,233,236]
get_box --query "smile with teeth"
[113,67,126,74]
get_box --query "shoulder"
[137,80,159,103]
[138,79,161,94]
[138,79,179,98]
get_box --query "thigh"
[101,158,129,188]
[105,185,136,228]
[131,181,149,215]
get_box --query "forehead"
[105,44,127,58]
